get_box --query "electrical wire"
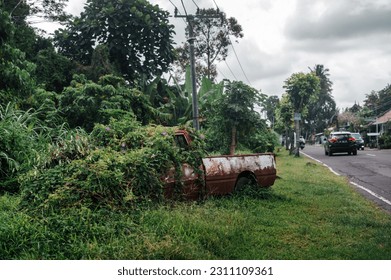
[211,0,252,85]
[216,67,228,80]
[168,0,187,24]
[191,0,200,9]
[180,0,189,18]
[224,59,238,80]
[228,36,252,85]
[211,0,220,9]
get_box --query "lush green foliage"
[363,84,391,118]
[379,128,391,149]
[0,43,36,104]
[0,104,46,192]
[20,116,206,212]
[3,0,70,23]
[59,74,167,131]
[283,72,320,115]
[305,65,336,135]
[204,80,276,154]
[54,0,175,84]
[33,47,75,92]
[0,102,88,193]
[282,72,320,155]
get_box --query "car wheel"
[328,150,333,156]
[325,149,328,155]
[235,174,257,192]
[353,150,357,155]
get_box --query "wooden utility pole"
[174,8,220,130]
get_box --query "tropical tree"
[54,0,176,84]
[0,10,36,106]
[363,91,380,115]
[33,47,75,92]
[376,84,391,116]
[275,93,294,150]
[59,74,170,131]
[4,0,70,23]
[264,95,280,128]
[361,84,391,126]
[283,72,320,156]
[174,8,243,82]
[3,0,69,60]
[205,81,264,155]
[338,110,360,132]
[307,65,336,135]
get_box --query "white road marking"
[350,182,391,206]
[366,154,376,157]
[302,152,341,176]
[301,151,391,207]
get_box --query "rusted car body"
[164,130,277,199]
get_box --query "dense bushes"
[379,130,391,149]
[20,116,206,212]
[0,104,48,192]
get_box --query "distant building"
[372,109,391,134]
[367,108,391,148]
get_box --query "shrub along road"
[302,145,391,213]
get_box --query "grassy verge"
[1,149,390,259]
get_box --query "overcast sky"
[38,0,391,109]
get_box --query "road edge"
[301,151,391,207]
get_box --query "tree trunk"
[289,130,295,155]
[295,119,300,157]
[230,125,237,155]
[285,128,289,150]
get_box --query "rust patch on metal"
[164,153,277,200]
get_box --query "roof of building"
[373,109,391,125]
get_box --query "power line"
[228,36,252,85]
[211,0,220,9]
[224,59,238,80]
[180,0,194,30]
[168,0,187,24]
[191,0,200,9]
[210,0,252,86]
[168,0,177,9]
[180,0,189,18]
[216,67,228,80]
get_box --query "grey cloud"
[285,1,391,41]
[220,39,297,81]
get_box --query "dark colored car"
[350,132,364,150]
[324,131,357,156]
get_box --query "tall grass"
[1,149,390,259]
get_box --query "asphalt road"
[301,144,391,213]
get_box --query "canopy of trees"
[173,8,243,82]
[54,0,176,84]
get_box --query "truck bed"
[202,153,276,195]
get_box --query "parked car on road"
[350,132,365,150]
[324,131,357,156]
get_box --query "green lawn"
[1,149,390,259]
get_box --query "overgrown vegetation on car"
[19,116,206,212]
